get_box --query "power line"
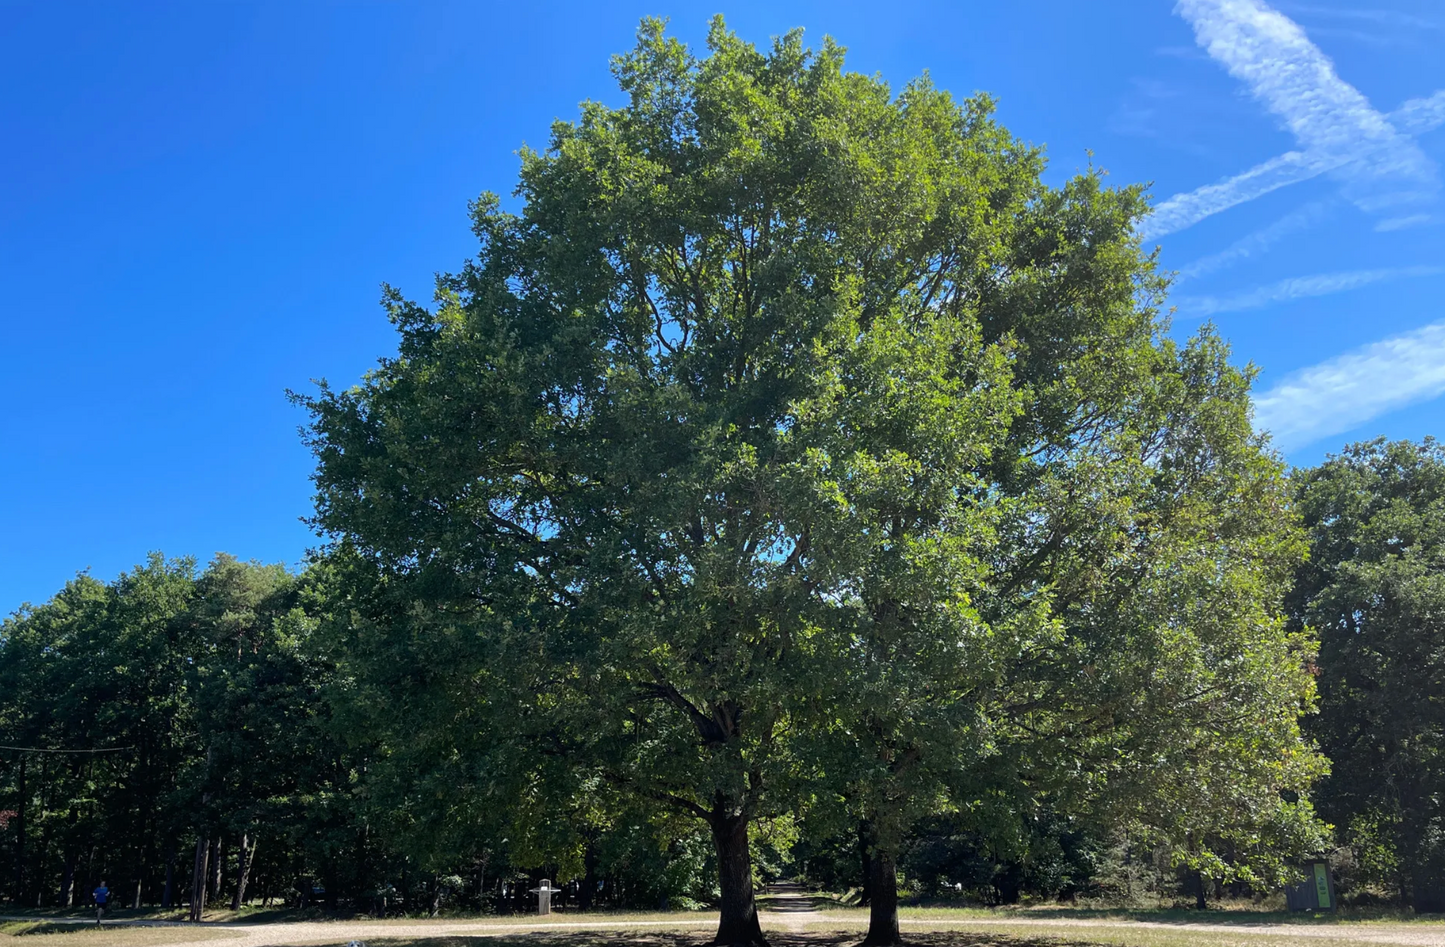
[0,745,134,755]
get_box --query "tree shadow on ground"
[891,906,1416,926]
[758,897,830,914]
[1,921,76,935]
[345,930,1098,947]
[2,905,362,926]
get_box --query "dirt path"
[758,883,825,934]
[0,915,715,947]
[10,908,1445,947]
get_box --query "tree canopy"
[295,18,1324,944]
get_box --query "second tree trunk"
[232,835,255,911]
[710,812,768,947]
[862,846,901,946]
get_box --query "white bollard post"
[529,879,561,916]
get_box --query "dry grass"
[0,920,237,946]
[900,925,1371,946]
[813,906,1419,925]
[9,911,1445,947]
[242,922,1445,947]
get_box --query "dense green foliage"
[3,16,1440,937]
[1292,438,1445,911]
[0,555,337,911]
[0,555,719,914]
[292,18,1320,944]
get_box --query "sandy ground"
[0,915,716,947]
[9,891,1445,947]
[760,885,826,934]
[891,917,1445,946]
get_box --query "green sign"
[1313,862,1331,909]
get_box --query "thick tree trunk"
[1194,871,1207,910]
[862,847,902,947]
[710,812,768,947]
[231,835,254,911]
[189,836,209,922]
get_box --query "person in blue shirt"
[92,880,109,926]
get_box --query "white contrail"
[1274,4,1443,32]
[1175,266,1444,315]
[1255,321,1445,450]
[1176,0,1414,155]
[1141,0,1442,239]
[1141,152,1335,240]
[1375,214,1436,232]
[1176,200,1331,280]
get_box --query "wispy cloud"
[1174,265,1444,315]
[1276,4,1443,31]
[1139,0,1444,239]
[1176,0,1416,157]
[1394,91,1445,135]
[1255,320,1445,449]
[1176,200,1332,280]
[1110,79,1185,141]
[1375,214,1437,232]
[1155,44,1212,60]
[1304,26,1421,49]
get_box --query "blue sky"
[2,0,1442,612]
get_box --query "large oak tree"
[297,19,1323,944]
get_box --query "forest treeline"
[3,439,1442,917]
[3,19,1444,943]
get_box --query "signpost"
[1313,862,1332,910]
[530,879,562,916]
[1285,861,1335,912]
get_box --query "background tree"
[0,555,361,916]
[1291,438,1445,909]
[184,556,337,912]
[0,550,732,916]
[0,557,204,911]
[313,546,602,912]
[0,572,114,908]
